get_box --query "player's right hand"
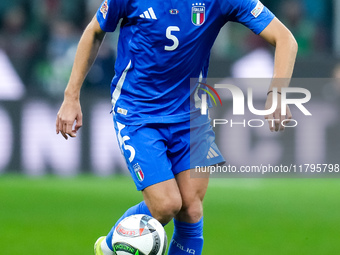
[264,91,292,132]
[56,98,83,140]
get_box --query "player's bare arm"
[56,15,106,140]
[260,17,298,132]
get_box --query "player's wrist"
[64,88,80,101]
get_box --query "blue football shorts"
[113,113,225,191]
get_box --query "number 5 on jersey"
[165,26,180,51]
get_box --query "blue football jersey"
[96,0,274,125]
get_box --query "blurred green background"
[1,175,340,254]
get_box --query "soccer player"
[56,0,297,254]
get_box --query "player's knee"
[177,200,203,223]
[152,197,182,224]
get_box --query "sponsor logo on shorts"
[206,147,219,159]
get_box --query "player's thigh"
[142,178,182,225]
[113,120,175,191]
[170,114,225,176]
[174,169,210,223]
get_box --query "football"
[112,214,167,255]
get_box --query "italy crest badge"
[192,3,206,26]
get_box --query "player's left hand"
[264,91,292,132]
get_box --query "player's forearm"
[260,18,298,92]
[269,32,298,91]
[65,17,106,100]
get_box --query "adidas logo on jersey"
[140,7,157,20]
[207,147,219,159]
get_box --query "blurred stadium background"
[1,0,340,254]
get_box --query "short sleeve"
[96,0,126,32]
[225,0,275,35]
